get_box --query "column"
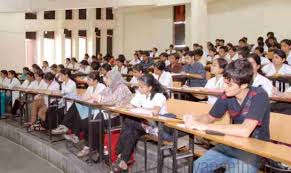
[72,30,79,60]
[36,30,44,65]
[190,0,208,46]
[113,8,124,58]
[55,10,65,64]
[87,8,96,56]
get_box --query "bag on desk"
[0,92,5,117]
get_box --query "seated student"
[229,46,239,61]
[84,53,90,62]
[112,54,128,75]
[266,48,275,61]
[167,53,183,73]
[204,58,228,104]
[42,61,51,73]
[51,72,106,140]
[280,39,291,65]
[139,51,154,71]
[206,47,219,62]
[113,74,168,172]
[78,60,91,74]
[254,46,271,66]
[65,58,73,69]
[262,49,291,76]
[130,64,145,85]
[153,61,173,88]
[184,59,270,173]
[247,53,273,96]
[266,36,280,49]
[166,44,176,54]
[218,46,231,63]
[50,64,58,75]
[4,70,21,105]
[26,72,60,129]
[251,36,268,53]
[55,64,64,82]
[150,47,158,58]
[182,51,207,88]
[90,61,101,73]
[129,53,141,66]
[0,70,9,86]
[19,67,30,81]
[27,70,47,90]
[194,49,207,67]
[159,52,170,67]
[31,64,42,73]
[71,58,80,71]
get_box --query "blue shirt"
[182,62,206,87]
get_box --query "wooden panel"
[270,112,291,145]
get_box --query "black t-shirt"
[209,87,270,168]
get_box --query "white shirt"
[251,44,268,53]
[230,53,239,61]
[112,65,128,75]
[61,79,77,109]
[20,80,32,88]
[252,74,273,96]
[42,67,51,73]
[65,63,73,69]
[71,63,80,70]
[130,76,139,85]
[165,60,171,67]
[153,71,173,88]
[6,78,21,89]
[44,80,60,106]
[262,63,291,76]
[260,56,271,66]
[85,83,106,96]
[130,92,168,115]
[287,51,291,65]
[166,49,176,54]
[129,59,140,66]
[78,66,91,74]
[205,77,224,104]
[0,77,10,87]
[28,80,48,90]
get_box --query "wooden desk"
[166,122,291,173]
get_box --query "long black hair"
[138,74,169,100]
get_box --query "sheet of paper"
[129,108,153,116]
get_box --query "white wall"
[208,0,291,44]
[123,6,173,59]
[0,13,25,72]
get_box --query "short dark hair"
[239,38,247,44]
[35,70,44,78]
[71,58,78,63]
[153,47,158,52]
[220,39,225,43]
[23,67,30,72]
[280,39,291,46]
[101,63,112,72]
[223,59,253,86]
[1,70,8,76]
[43,61,49,65]
[169,44,174,48]
[65,58,71,62]
[154,61,166,71]
[132,64,145,73]
[50,64,57,69]
[91,61,101,71]
[267,32,274,37]
[229,46,237,52]
[27,71,35,79]
[215,58,228,70]
[208,47,217,53]
[219,46,229,52]
[255,46,264,54]
[170,53,180,60]
[186,51,195,57]
[193,49,204,56]
[117,54,126,63]
[159,52,169,58]
[60,68,71,77]
[58,64,65,69]
[88,72,101,82]
[80,60,89,66]
[43,72,55,81]
[141,51,150,57]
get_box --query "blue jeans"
[193,149,258,173]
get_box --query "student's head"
[65,58,71,64]
[272,49,287,66]
[23,67,30,74]
[0,70,8,78]
[247,53,261,75]
[97,53,102,59]
[84,53,89,59]
[138,74,167,100]
[183,46,190,53]
[238,47,250,59]
[268,36,277,46]
[159,52,169,62]
[169,44,174,50]
[169,53,180,64]
[257,36,264,44]
[280,39,291,54]
[71,58,78,64]
[50,64,58,74]
[57,64,65,72]
[91,61,101,71]
[80,60,89,69]
[32,64,41,73]
[141,51,149,61]
[219,39,225,46]
[152,47,158,53]
[27,71,35,81]
[207,42,214,50]
[34,70,44,81]
[238,38,247,48]
[215,39,220,46]
[193,48,203,61]
[132,64,144,78]
[223,59,253,97]
[43,72,55,84]
[266,48,275,60]
[254,46,264,56]
[211,58,228,76]
[267,32,274,38]
[218,46,228,58]
[43,61,49,67]
[153,61,166,76]
[185,51,195,64]
[116,54,126,67]
[208,47,217,57]
[103,70,123,88]
[100,63,112,76]
[59,68,71,82]
[133,53,139,60]
[192,43,200,50]
[226,43,233,50]
[228,46,237,58]
[87,72,101,86]
[8,70,17,79]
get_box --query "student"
[204,58,228,104]
[5,70,21,105]
[129,53,141,66]
[139,51,154,71]
[228,46,239,61]
[130,64,144,85]
[0,70,9,86]
[262,49,291,76]
[78,60,91,74]
[280,39,291,65]
[266,48,275,61]
[71,58,80,71]
[150,47,158,58]
[65,58,73,69]
[206,47,219,62]
[113,74,168,172]
[184,59,270,173]
[254,46,271,66]
[27,70,47,90]
[50,64,58,75]
[31,64,42,73]
[42,61,51,73]
[84,53,90,62]
[55,64,64,82]
[90,61,101,72]
[159,52,170,67]
[218,46,231,63]
[182,51,207,87]
[19,67,30,81]
[266,36,280,49]
[153,61,173,88]
[112,54,128,75]
[238,38,249,51]
[166,44,176,54]
[247,53,273,96]
[252,36,268,53]
[167,53,183,73]
[195,49,207,66]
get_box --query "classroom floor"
[0,136,62,173]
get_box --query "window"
[79,30,87,59]
[43,31,55,64]
[25,32,37,67]
[106,8,113,20]
[65,10,73,20]
[173,5,186,47]
[79,9,87,20]
[25,12,37,19]
[95,28,101,55]
[64,29,72,59]
[107,29,113,55]
[44,11,55,19]
[96,8,102,20]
